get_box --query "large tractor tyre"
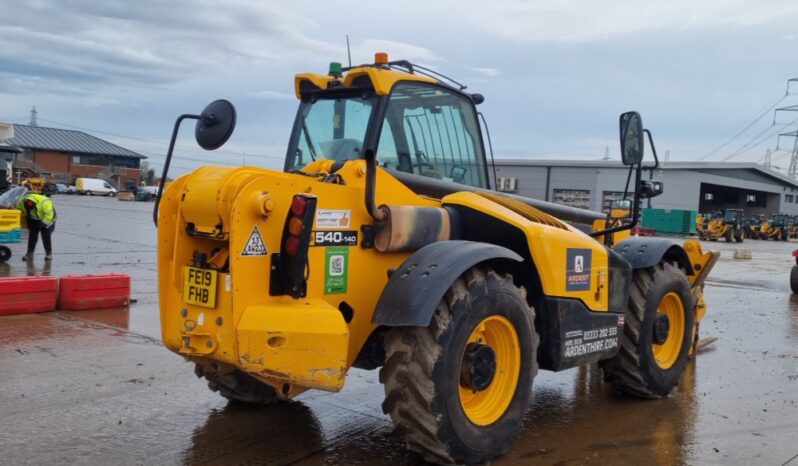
[735,230,744,243]
[194,364,280,405]
[791,266,798,294]
[599,262,694,399]
[0,245,10,263]
[380,268,538,465]
[724,228,733,242]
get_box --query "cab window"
[377,83,487,188]
[290,93,376,169]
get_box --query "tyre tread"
[599,261,689,398]
[380,268,536,464]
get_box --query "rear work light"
[270,194,317,298]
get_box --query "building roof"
[493,159,798,190]
[3,124,146,159]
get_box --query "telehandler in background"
[701,209,743,242]
[744,214,765,239]
[695,212,704,236]
[696,211,719,240]
[760,214,789,241]
[155,54,719,465]
[788,215,798,239]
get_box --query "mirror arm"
[152,113,201,226]
[590,161,643,239]
[643,129,659,170]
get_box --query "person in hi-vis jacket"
[17,191,56,261]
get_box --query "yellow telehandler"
[760,214,788,241]
[701,209,743,242]
[155,54,718,464]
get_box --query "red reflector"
[291,196,308,216]
[792,249,798,257]
[285,236,301,255]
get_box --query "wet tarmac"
[1,195,797,465]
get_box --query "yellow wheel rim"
[652,292,686,369]
[458,315,521,426]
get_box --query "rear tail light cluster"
[270,194,317,298]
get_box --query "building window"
[746,193,765,207]
[496,177,517,192]
[112,157,141,169]
[553,189,590,210]
[704,193,714,201]
[16,149,33,162]
[72,154,111,166]
[787,194,794,203]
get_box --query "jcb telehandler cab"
[155,54,718,465]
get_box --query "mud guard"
[614,237,693,275]
[372,240,523,327]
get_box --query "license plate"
[183,266,217,308]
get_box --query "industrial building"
[493,160,798,216]
[1,124,146,189]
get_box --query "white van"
[76,178,118,196]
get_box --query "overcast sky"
[2,0,798,175]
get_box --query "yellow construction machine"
[700,209,743,242]
[695,212,705,236]
[155,54,719,464]
[695,211,718,240]
[789,215,798,239]
[760,214,789,241]
[744,214,765,239]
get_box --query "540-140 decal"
[312,230,358,247]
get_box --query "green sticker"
[324,246,349,294]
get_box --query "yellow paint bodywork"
[443,191,610,311]
[158,157,638,396]
[157,63,718,398]
[294,66,436,99]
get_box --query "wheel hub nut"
[460,342,497,391]
[653,313,670,345]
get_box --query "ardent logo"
[566,248,592,291]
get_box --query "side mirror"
[619,111,644,165]
[195,99,237,150]
[154,99,237,226]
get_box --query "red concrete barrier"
[58,274,131,310]
[0,276,58,315]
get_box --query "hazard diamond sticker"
[241,226,268,256]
